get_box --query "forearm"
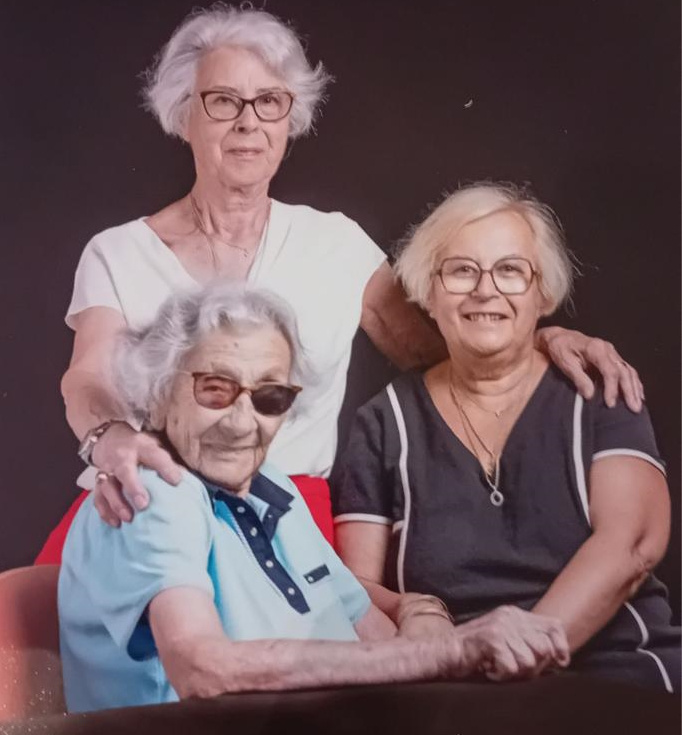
[359,580,454,639]
[366,310,447,371]
[532,533,653,651]
[169,633,464,697]
[61,367,127,440]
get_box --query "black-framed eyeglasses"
[434,257,538,295]
[199,90,294,122]
[180,372,302,416]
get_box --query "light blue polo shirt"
[58,463,370,713]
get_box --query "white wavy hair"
[114,282,313,427]
[395,182,576,314]
[142,4,331,139]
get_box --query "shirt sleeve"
[331,396,396,526]
[79,470,214,659]
[65,235,123,328]
[339,214,387,286]
[590,394,666,476]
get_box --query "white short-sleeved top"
[67,200,386,481]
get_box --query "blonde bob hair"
[395,182,576,314]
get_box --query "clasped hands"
[397,595,570,682]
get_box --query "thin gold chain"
[189,193,269,269]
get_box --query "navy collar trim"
[192,470,294,513]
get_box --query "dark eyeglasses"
[199,90,294,122]
[181,372,302,416]
[434,257,538,295]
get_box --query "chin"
[199,452,263,492]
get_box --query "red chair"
[0,565,65,720]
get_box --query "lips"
[228,148,262,157]
[463,313,508,321]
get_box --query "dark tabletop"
[1,674,679,735]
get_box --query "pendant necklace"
[449,384,505,507]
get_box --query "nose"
[472,270,498,299]
[219,391,258,436]
[234,101,259,132]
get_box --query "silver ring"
[95,471,112,483]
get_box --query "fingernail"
[133,495,148,511]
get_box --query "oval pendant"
[489,489,504,507]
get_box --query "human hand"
[537,326,644,412]
[91,422,182,527]
[455,606,570,681]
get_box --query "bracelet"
[77,420,127,466]
[400,608,454,625]
[396,594,454,627]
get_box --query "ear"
[537,290,555,318]
[147,400,167,432]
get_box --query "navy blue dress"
[332,366,680,691]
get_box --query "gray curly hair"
[142,4,331,139]
[114,282,313,427]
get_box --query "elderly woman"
[333,183,680,691]
[42,6,641,557]
[58,283,571,712]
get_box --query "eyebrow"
[203,85,286,95]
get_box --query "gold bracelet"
[396,595,454,627]
[400,608,454,625]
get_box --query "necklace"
[459,393,512,419]
[189,193,270,270]
[449,384,504,507]
[447,358,536,508]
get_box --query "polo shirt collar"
[191,470,295,515]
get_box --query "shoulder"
[274,200,373,244]
[82,219,152,259]
[361,372,424,417]
[137,467,212,508]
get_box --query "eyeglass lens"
[439,257,534,294]
[202,91,293,122]
[193,374,299,416]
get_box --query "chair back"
[0,565,65,720]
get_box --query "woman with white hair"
[333,182,680,690]
[42,5,641,557]
[59,282,571,712]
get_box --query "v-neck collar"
[416,363,553,476]
[136,198,287,286]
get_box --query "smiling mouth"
[463,313,508,321]
[204,444,258,453]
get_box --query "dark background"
[1,1,679,619]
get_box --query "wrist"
[78,419,132,466]
[396,594,454,628]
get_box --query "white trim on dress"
[386,384,412,594]
[572,395,591,523]
[592,449,666,476]
[333,513,392,526]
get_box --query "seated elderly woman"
[58,283,571,712]
[333,183,681,691]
